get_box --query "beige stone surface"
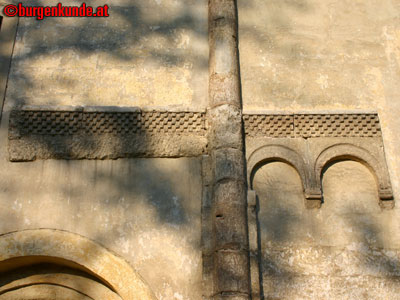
[5,0,208,110]
[1,285,93,300]
[239,0,397,110]
[1,1,204,298]
[253,161,400,299]
[0,6,18,120]
[1,0,400,298]
[239,0,400,200]
[262,275,400,300]
[0,229,151,300]
[1,273,122,300]
[242,3,400,295]
[0,117,203,300]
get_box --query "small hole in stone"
[216,214,223,218]
[214,17,225,22]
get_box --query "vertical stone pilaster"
[207,1,251,299]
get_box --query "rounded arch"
[0,260,122,300]
[315,143,393,201]
[0,229,157,300]
[247,144,309,192]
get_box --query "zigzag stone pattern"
[8,108,207,161]
[244,113,381,138]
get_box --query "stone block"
[213,294,250,300]
[212,148,245,183]
[209,74,241,108]
[208,104,243,149]
[215,250,250,294]
[214,200,248,250]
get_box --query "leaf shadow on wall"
[0,2,208,299]
[252,160,400,299]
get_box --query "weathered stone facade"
[1,0,400,299]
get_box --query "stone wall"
[239,0,400,198]
[4,0,208,110]
[0,1,208,299]
[240,0,400,299]
[0,153,203,300]
[1,0,400,299]
[253,161,400,299]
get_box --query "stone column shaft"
[207,0,250,299]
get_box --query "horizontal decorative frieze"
[243,113,381,138]
[8,109,207,161]
[9,109,385,161]
[10,110,206,137]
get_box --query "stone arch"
[315,143,393,206]
[247,145,316,200]
[0,229,157,300]
[0,260,122,300]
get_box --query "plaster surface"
[1,0,400,299]
[4,0,208,110]
[239,0,400,201]
[0,119,203,300]
[253,161,400,299]
[241,4,400,296]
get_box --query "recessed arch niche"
[252,160,307,243]
[0,229,157,300]
[321,160,381,214]
[315,143,394,208]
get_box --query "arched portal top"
[0,229,157,300]
[247,144,309,192]
[315,143,393,202]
